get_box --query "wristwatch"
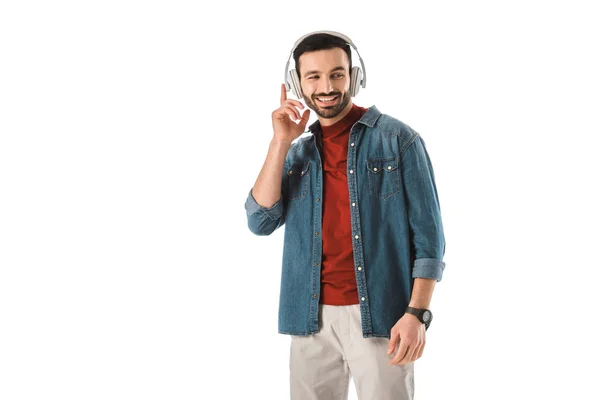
[405,307,433,330]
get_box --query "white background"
[1,1,599,399]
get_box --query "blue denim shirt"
[244,105,446,338]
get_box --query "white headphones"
[284,30,367,99]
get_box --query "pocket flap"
[366,157,398,174]
[287,161,310,177]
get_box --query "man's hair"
[292,33,352,79]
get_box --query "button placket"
[347,130,371,334]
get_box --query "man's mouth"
[315,95,340,106]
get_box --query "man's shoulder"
[283,132,314,163]
[366,106,419,147]
[289,132,313,150]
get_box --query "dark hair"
[292,33,352,79]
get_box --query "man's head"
[292,33,353,122]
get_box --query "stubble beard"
[303,90,351,119]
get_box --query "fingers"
[272,105,297,121]
[416,332,426,361]
[390,339,409,365]
[387,332,399,356]
[391,336,425,365]
[280,100,305,120]
[281,83,304,108]
[298,109,310,128]
[285,99,305,109]
[400,344,419,364]
[274,105,308,124]
[416,341,425,360]
[282,105,301,121]
[280,83,286,105]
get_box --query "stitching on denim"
[400,130,419,157]
[375,118,401,137]
[366,155,399,163]
[263,208,282,221]
[375,117,410,147]
[366,155,401,199]
[279,330,316,335]
[286,161,310,200]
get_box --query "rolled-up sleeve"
[244,189,285,236]
[401,134,446,281]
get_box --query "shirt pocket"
[366,156,400,200]
[285,161,310,200]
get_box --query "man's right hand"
[272,83,311,144]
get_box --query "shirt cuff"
[245,189,283,220]
[412,258,446,282]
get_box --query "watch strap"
[405,306,431,326]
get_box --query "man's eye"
[309,76,318,80]
[333,73,344,78]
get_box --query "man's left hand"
[387,313,426,365]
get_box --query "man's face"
[298,48,352,119]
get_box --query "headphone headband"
[284,30,367,91]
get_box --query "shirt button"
[388,165,392,170]
[314,262,318,267]
[352,202,356,207]
[317,198,320,202]
[350,142,355,147]
[313,294,318,298]
[349,170,354,174]
[288,170,293,175]
[373,167,378,172]
[357,266,362,271]
[355,235,359,239]
[315,232,319,236]
[361,297,365,301]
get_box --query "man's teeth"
[317,96,337,102]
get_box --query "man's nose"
[318,77,335,94]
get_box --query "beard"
[302,90,351,119]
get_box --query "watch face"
[422,310,432,323]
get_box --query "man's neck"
[318,101,354,127]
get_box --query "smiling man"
[299,59,351,121]
[244,31,447,400]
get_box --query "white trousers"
[290,304,414,400]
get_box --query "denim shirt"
[244,105,446,338]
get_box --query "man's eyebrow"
[303,66,346,78]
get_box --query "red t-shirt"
[320,103,369,305]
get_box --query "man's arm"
[388,132,446,365]
[402,133,446,281]
[244,138,291,236]
[251,138,291,208]
[408,277,436,309]
[245,84,311,236]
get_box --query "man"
[244,31,446,400]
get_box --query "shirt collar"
[308,104,381,135]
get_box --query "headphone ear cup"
[350,66,362,97]
[288,69,302,99]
